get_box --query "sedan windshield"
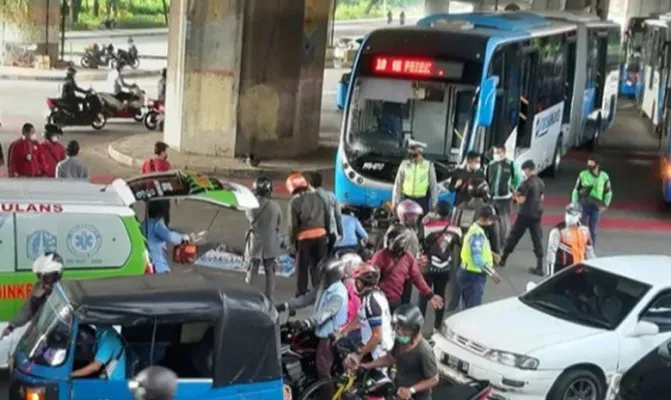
[17,283,73,367]
[519,264,651,330]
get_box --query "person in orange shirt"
[39,124,66,178]
[141,141,172,174]
[7,123,43,177]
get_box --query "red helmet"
[396,199,423,225]
[285,172,308,195]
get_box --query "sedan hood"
[445,298,604,354]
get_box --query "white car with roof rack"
[432,255,671,400]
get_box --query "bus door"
[516,46,539,153]
[593,28,609,111]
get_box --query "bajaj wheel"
[91,113,107,130]
[131,58,140,69]
[143,111,158,130]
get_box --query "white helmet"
[32,252,64,275]
[340,253,363,274]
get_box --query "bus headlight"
[484,349,539,370]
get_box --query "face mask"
[493,154,504,162]
[395,335,411,344]
[565,214,580,226]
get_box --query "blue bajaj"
[8,269,285,400]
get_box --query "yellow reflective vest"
[402,159,431,198]
[460,223,493,274]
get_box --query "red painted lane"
[542,196,661,213]
[538,214,671,232]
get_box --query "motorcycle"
[80,43,116,69]
[112,40,140,69]
[99,17,117,30]
[46,91,107,130]
[97,85,147,122]
[144,99,165,131]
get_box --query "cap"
[407,139,427,150]
[475,204,498,220]
[521,160,536,170]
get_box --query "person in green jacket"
[486,144,523,249]
[571,156,612,245]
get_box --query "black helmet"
[66,67,76,77]
[392,304,424,334]
[129,366,178,400]
[252,176,272,197]
[467,178,489,199]
[435,200,452,218]
[319,257,345,289]
[384,224,413,256]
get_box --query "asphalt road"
[62,17,421,59]
[0,72,670,390]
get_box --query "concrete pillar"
[0,0,60,66]
[531,0,566,11]
[164,0,329,159]
[425,0,451,13]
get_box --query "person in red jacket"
[8,123,43,177]
[141,141,172,174]
[371,224,444,313]
[39,124,66,178]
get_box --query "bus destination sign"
[372,56,463,79]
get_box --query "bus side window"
[534,37,557,114]
[488,45,520,148]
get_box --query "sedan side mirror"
[525,281,537,292]
[632,320,660,337]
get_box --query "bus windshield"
[345,76,478,164]
[17,283,73,367]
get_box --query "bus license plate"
[442,353,469,374]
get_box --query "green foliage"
[0,0,36,39]
[68,0,168,30]
[335,3,383,20]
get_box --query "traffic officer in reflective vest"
[457,205,502,310]
[545,202,596,276]
[392,139,438,215]
[571,156,612,245]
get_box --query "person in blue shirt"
[333,206,368,254]
[142,201,188,273]
[72,325,126,379]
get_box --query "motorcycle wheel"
[133,109,144,122]
[143,111,158,130]
[110,59,117,70]
[91,113,107,130]
[131,58,140,69]
[80,56,91,69]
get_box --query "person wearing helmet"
[340,253,363,341]
[276,258,348,394]
[395,199,424,306]
[371,224,443,313]
[452,177,501,254]
[339,263,394,366]
[1,252,64,338]
[129,366,178,400]
[544,203,595,277]
[356,305,440,400]
[158,68,167,102]
[61,66,88,112]
[392,140,438,215]
[286,172,330,296]
[333,205,368,256]
[111,59,137,106]
[244,176,283,300]
[418,201,462,333]
[39,124,66,178]
[449,150,486,206]
[309,172,343,256]
[458,205,502,309]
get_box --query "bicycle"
[298,366,395,400]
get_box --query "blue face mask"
[396,335,411,344]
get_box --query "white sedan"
[432,255,671,400]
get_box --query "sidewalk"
[0,66,161,81]
[107,132,335,180]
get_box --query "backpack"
[423,227,460,274]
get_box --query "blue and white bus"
[640,14,671,133]
[533,12,621,150]
[620,17,646,97]
[335,12,618,211]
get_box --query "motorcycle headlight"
[484,349,539,370]
[440,323,456,341]
[605,373,622,400]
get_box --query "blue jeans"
[581,204,600,244]
[456,268,487,310]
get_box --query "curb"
[0,68,161,81]
[69,51,167,60]
[66,29,168,40]
[107,141,334,181]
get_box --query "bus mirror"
[477,76,500,128]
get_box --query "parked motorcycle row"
[46,86,164,131]
[80,38,141,70]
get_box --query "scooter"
[80,43,116,69]
[112,38,140,69]
[46,91,107,130]
[144,99,164,131]
[98,86,146,122]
